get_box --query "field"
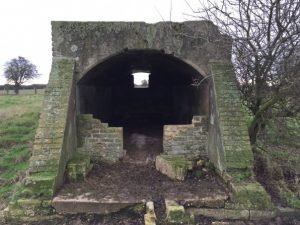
[0,94,43,209]
[0,89,45,96]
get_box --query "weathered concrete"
[155,155,194,180]
[187,208,250,220]
[165,199,195,224]
[52,196,145,214]
[144,201,157,225]
[51,21,231,81]
[179,194,228,208]
[187,208,277,221]
[5,21,273,221]
[66,154,92,182]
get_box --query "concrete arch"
[77,49,209,124]
[79,49,210,82]
[5,21,272,222]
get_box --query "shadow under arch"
[77,49,208,126]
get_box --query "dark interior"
[77,49,207,160]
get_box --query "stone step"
[174,194,228,208]
[52,196,145,214]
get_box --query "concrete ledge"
[52,196,145,214]
[249,210,276,220]
[187,208,249,220]
[275,207,300,218]
[180,194,228,208]
[187,208,277,221]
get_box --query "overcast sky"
[0,0,198,85]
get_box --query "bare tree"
[186,0,300,144]
[4,56,39,94]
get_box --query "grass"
[256,114,300,208]
[0,94,43,209]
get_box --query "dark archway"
[77,49,208,160]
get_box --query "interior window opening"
[132,71,150,88]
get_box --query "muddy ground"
[57,160,228,203]
[3,161,300,225]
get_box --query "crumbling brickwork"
[77,114,124,163]
[163,116,208,158]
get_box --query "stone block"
[227,181,273,210]
[144,214,156,225]
[52,196,144,214]
[249,210,276,220]
[180,194,228,208]
[165,199,195,224]
[187,208,249,220]
[212,222,247,225]
[155,155,193,180]
[66,154,92,182]
[144,201,156,225]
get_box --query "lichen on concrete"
[66,154,92,182]
[155,155,194,181]
[165,199,195,224]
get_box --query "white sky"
[0,0,198,85]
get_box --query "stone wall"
[163,116,208,158]
[209,60,253,172]
[77,114,124,163]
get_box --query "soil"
[57,160,228,203]
[4,160,300,225]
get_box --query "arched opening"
[77,49,208,161]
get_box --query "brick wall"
[209,60,254,171]
[77,114,124,163]
[163,116,208,158]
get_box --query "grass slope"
[0,95,43,209]
[255,116,300,208]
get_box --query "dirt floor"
[3,161,300,225]
[56,160,228,203]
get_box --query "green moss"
[125,203,145,214]
[66,154,92,182]
[280,191,300,209]
[229,169,253,183]
[193,170,205,178]
[156,155,194,180]
[229,182,273,210]
[167,205,195,224]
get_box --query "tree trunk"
[248,96,279,145]
[14,83,20,95]
[248,116,260,145]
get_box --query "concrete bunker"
[4,21,273,221]
[77,50,208,161]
